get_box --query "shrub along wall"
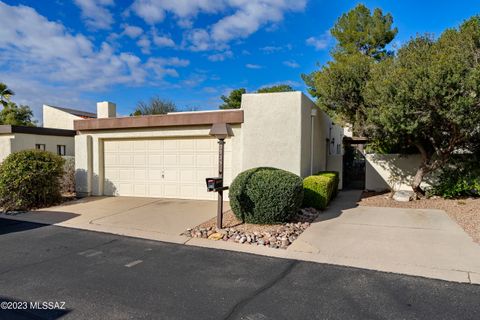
[303,171,339,210]
[229,167,304,224]
[0,150,65,211]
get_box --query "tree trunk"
[412,165,427,198]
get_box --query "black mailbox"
[206,177,223,192]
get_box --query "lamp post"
[209,123,234,229]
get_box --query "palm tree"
[0,83,14,107]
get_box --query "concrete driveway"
[0,197,224,244]
[287,191,480,284]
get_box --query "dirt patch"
[359,191,480,243]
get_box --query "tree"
[0,102,36,126]
[364,16,480,197]
[131,96,177,116]
[219,88,246,109]
[303,4,397,134]
[330,4,397,60]
[257,84,294,93]
[0,82,15,107]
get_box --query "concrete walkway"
[0,197,220,244]
[1,192,479,284]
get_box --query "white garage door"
[103,137,232,199]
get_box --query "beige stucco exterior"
[43,105,84,130]
[75,125,242,197]
[241,92,343,177]
[75,92,344,198]
[0,132,75,162]
[365,153,436,192]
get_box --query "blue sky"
[0,0,478,121]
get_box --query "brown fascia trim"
[0,125,76,137]
[74,110,244,131]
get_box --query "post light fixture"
[208,123,234,229]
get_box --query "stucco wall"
[10,133,75,157]
[75,92,345,196]
[75,125,242,196]
[365,154,436,191]
[241,92,303,175]
[0,135,13,162]
[43,105,81,130]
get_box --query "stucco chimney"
[97,101,116,118]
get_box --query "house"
[0,104,97,162]
[43,104,96,130]
[0,125,75,162]
[74,92,344,200]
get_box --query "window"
[35,144,45,151]
[57,145,66,156]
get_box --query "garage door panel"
[163,169,178,182]
[118,141,134,151]
[180,170,195,182]
[148,154,163,167]
[179,154,194,166]
[148,140,164,150]
[118,155,134,166]
[149,169,163,181]
[164,155,177,166]
[104,137,232,199]
[148,183,163,196]
[119,169,134,180]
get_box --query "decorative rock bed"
[183,207,320,249]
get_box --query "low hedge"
[0,150,65,211]
[303,171,339,210]
[229,167,304,224]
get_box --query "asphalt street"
[0,217,479,320]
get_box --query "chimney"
[97,101,116,118]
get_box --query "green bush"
[0,150,65,211]
[229,167,304,224]
[430,165,480,198]
[303,171,339,209]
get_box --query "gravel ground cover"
[184,208,320,249]
[359,191,480,243]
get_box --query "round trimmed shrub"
[0,150,65,211]
[229,167,304,224]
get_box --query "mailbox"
[206,177,223,192]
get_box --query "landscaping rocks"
[183,207,321,249]
[393,190,413,202]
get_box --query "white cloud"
[132,0,307,50]
[146,57,190,78]
[210,1,305,43]
[131,0,224,25]
[306,32,332,50]
[208,50,233,62]
[283,60,300,68]
[260,45,282,53]
[123,24,143,38]
[137,36,151,54]
[74,0,114,30]
[245,64,263,69]
[153,34,175,48]
[0,2,188,116]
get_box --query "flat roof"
[74,109,244,131]
[0,125,76,137]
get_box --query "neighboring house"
[43,104,96,130]
[0,104,97,162]
[74,92,344,200]
[0,125,75,162]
